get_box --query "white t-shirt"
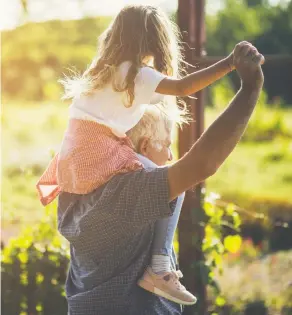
[69,61,166,137]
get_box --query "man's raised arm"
[167,42,264,201]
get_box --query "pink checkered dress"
[36,119,143,206]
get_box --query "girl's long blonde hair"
[61,5,191,125]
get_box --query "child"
[37,4,238,305]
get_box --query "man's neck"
[136,154,158,168]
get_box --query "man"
[58,41,264,314]
[128,107,193,306]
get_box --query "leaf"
[1,248,13,264]
[52,236,61,248]
[232,212,241,228]
[17,251,28,264]
[36,304,43,312]
[36,272,44,284]
[226,203,235,215]
[215,296,226,307]
[214,252,223,266]
[204,202,215,217]
[224,235,242,253]
[20,271,28,285]
[205,225,215,238]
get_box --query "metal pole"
[177,0,207,314]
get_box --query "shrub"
[1,203,69,315]
[211,80,292,142]
[214,250,292,314]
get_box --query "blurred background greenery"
[1,0,292,314]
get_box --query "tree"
[206,0,292,104]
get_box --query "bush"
[1,204,69,315]
[214,250,292,314]
[242,102,291,142]
[212,300,269,315]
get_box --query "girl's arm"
[156,56,232,97]
[156,41,260,97]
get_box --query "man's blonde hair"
[127,106,174,151]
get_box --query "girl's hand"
[227,41,265,71]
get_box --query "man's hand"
[232,41,264,90]
[227,41,264,73]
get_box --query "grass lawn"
[206,139,292,204]
[1,102,68,236]
[204,107,292,213]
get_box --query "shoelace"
[174,270,183,278]
[171,270,185,290]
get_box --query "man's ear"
[138,137,150,156]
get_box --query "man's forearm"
[192,85,261,173]
[168,85,262,200]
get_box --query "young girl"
[37,4,236,306]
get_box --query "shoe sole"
[138,279,197,306]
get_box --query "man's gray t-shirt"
[58,164,182,315]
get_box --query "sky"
[0,0,287,31]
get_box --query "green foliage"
[1,101,68,230]
[206,0,292,56]
[210,73,292,143]
[254,1,292,55]
[2,17,111,101]
[206,137,292,205]
[204,102,292,207]
[206,0,266,56]
[213,250,292,313]
[210,71,292,142]
[242,91,292,142]
[243,106,290,142]
[1,203,69,315]
[200,192,242,309]
[201,191,292,313]
[206,0,292,104]
[210,77,235,111]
